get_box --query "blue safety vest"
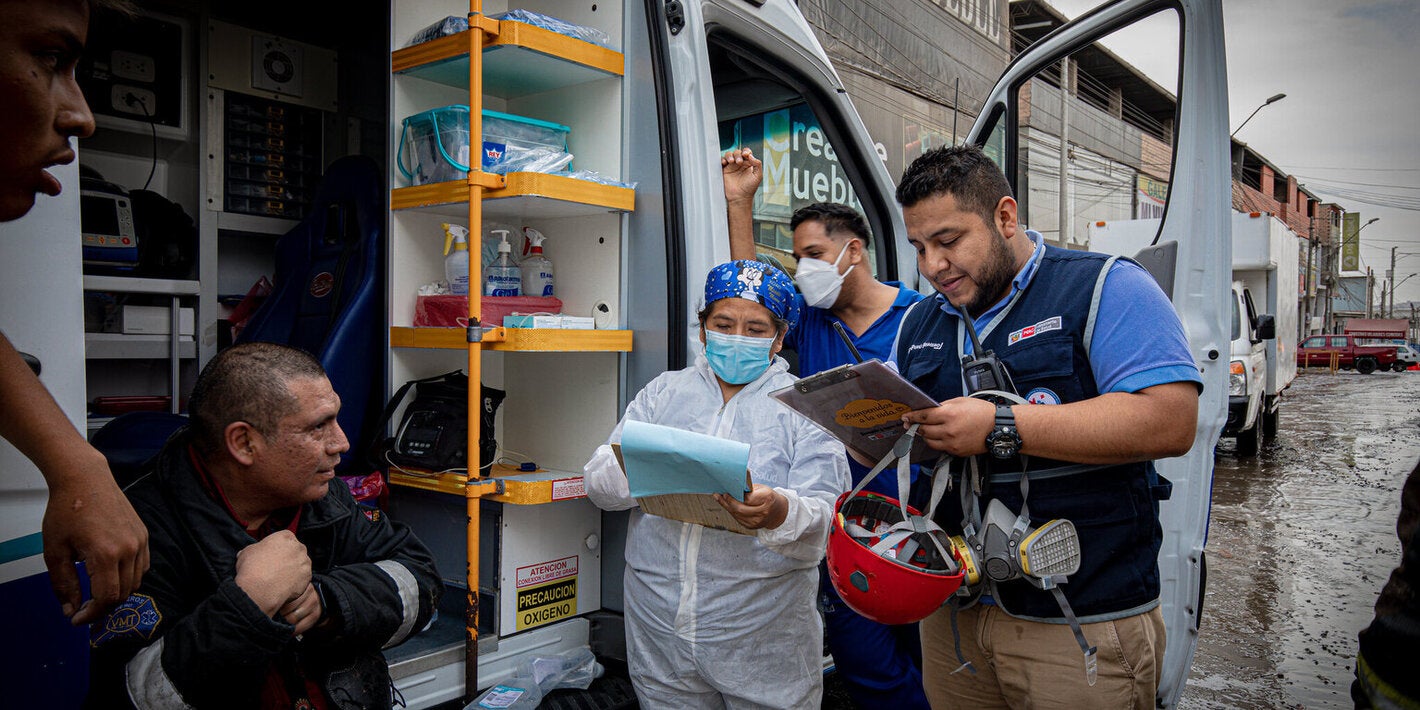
[895,247,1170,622]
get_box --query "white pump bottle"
[520,227,555,297]
[484,229,522,297]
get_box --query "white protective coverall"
[584,354,849,709]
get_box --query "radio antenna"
[960,308,987,356]
[833,321,866,364]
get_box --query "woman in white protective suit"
[584,260,850,709]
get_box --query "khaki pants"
[920,603,1165,709]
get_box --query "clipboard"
[770,359,941,463]
[611,444,754,536]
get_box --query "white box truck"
[1088,211,1299,455]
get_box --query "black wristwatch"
[985,405,1022,459]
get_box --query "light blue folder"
[619,420,751,501]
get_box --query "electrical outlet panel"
[110,49,155,82]
[110,85,157,117]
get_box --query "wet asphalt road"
[1179,367,1419,709]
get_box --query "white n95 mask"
[794,241,855,309]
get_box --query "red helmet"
[826,490,965,625]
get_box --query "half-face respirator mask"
[947,498,1081,588]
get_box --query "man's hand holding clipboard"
[770,359,941,463]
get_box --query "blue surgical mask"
[704,329,776,385]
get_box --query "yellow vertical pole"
[465,0,486,701]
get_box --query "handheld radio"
[959,310,1016,396]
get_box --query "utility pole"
[1389,246,1399,318]
[1303,215,1316,338]
[1367,267,1375,318]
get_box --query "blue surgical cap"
[703,260,800,330]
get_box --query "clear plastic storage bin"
[398,105,571,186]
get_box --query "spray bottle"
[484,229,522,297]
[442,223,470,295]
[520,227,555,297]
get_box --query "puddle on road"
[1180,370,1420,709]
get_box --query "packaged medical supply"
[413,295,563,328]
[405,11,613,50]
[397,105,571,186]
[503,314,594,330]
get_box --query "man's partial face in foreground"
[0,0,96,222]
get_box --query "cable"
[127,94,158,191]
[1291,174,1420,191]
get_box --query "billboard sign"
[1341,212,1361,274]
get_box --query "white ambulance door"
[625,0,912,387]
[0,159,91,704]
[965,1,1230,706]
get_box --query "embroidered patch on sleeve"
[91,593,163,648]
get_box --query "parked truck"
[1296,334,1399,373]
[1088,211,1299,455]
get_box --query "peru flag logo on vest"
[1008,315,1061,345]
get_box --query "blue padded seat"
[237,155,386,473]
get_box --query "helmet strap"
[844,424,959,574]
[947,605,977,677]
[962,450,1096,686]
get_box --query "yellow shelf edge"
[490,22,624,77]
[390,181,469,210]
[489,328,633,352]
[388,466,587,506]
[390,326,632,352]
[486,173,634,212]
[391,174,633,213]
[391,30,469,74]
[388,469,469,496]
[392,24,623,79]
[389,326,465,349]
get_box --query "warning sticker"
[550,477,585,501]
[515,555,578,589]
[515,577,577,630]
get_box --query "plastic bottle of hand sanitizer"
[520,227,554,297]
[484,229,522,297]
[441,223,470,295]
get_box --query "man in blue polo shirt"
[723,149,930,710]
[892,144,1200,708]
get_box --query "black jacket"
[1355,461,1420,707]
[87,431,440,709]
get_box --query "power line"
[1292,174,1420,191]
[1279,166,1420,173]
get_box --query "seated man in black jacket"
[88,342,441,709]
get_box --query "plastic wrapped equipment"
[404,11,614,49]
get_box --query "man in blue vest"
[892,144,1200,707]
[723,149,931,710]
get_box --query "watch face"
[988,428,1020,459]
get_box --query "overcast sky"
[1045,0,1420,308]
